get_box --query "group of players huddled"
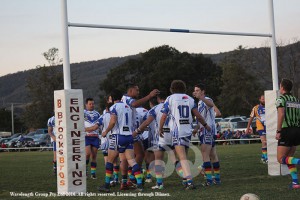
[48,78,300,191]
[48,80,221,192]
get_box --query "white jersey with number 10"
[161,94,196,138]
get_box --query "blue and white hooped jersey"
[161,94,196,138]
[142,109,156,142]
[99,110,112,138]
[150,103,172,145]
[84,109,101,137]
[121,94,137,130]
[198,97,216,135]
[136,107,148,140]
[47,116,55,142]
[110,102,133,136]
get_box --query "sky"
[0,0,299,77]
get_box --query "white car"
[219,116,247,132]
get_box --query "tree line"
[1,41,299,132]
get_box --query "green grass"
[0,143,300,200]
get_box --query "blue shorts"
[52,141,56,151]
[85,137,100,149]
[173,135,191,148]
[157,144,174,152]
[102,150,108,156]
[109,134,134,153]
[199,129,214,146]
[142,138,149,150]
[257,130,266,136]
[133,135,143,143]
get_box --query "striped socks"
[132,164,143,186]
[105,162,113,188]
[203,161,213,184]
[146,163,152,179]
[281,156,300,165]
[91,162,97,175]
[213,162,220,183]
[155,165,164,186]
[175,161,184,178]
[113,165,119,181]
[262,148,268,160]
[128,167,135,181]
[287,164,299,185]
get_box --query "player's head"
[85,98,94,111]
[105,95,113,109]
[126,83,139,98]
[110,89,123,102]
[280,78,293,94]
[259,94,265,105]
[170,80,186,94]
[194,83,206,99]
[157,91,168,102]
[149,96,158,108]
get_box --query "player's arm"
[276,107,285,140]
[214,105,222,117]
[159,113,168,137]
[85,124,99,132]
[192,108,211,131]
[192,124,200,136]
[102,114,116,137]
[48,126,56,142]
[201,97,214,108]
[131,89,160,108]
[133,115,155,137]
[246,116,254,134]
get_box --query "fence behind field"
[0,138,261,152]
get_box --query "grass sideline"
[0,143,300,200]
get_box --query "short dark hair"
[149,97,158,106]
[126,82,137,91]
[281,78,293,92]
[170,80,186,93]
[157,91,168,100]
[110,89,123,102]
[194,83,206,91]
[85,98,94,104]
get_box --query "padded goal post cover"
[54,89,86,194]
[265,90,289,176]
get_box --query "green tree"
[218,46,263,117]
[22,48,64,129]
[100,45,222,108]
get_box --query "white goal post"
[57,0,281,194]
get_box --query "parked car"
[26,131,36,137]
[234,120,256,133]
[16,137,35,148]
[5,137,20,148]
[9,133,22,139]
[215,118,223,123]
[33,134,51,147]
[219,116,247,132]
[0,138,12,145]
[35,129,48,135]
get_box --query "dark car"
[16,137,35,148]
[33,134,51,147]
[26,131,36,137]
[35,129,48,135]
[9,133,22,139]
[0,138,11,145]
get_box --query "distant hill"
[0,55,139,107]
[1,42,299,111]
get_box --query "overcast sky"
[0,0,299,77]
